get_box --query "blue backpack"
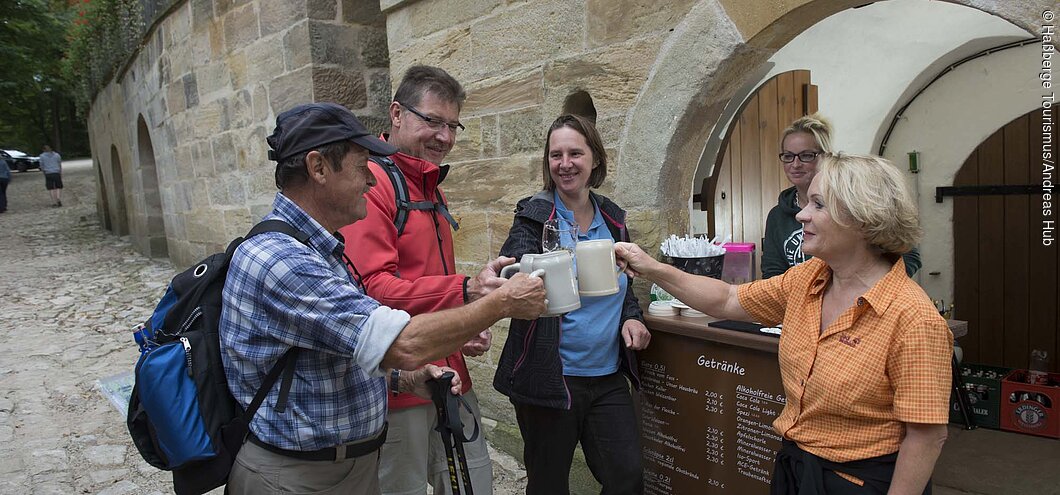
[126,220,307,495]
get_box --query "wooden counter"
[638,315,966,494]
[639,315,783,494]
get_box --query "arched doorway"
[953,108,1057,372]
[94,160,112,231]
[137,115,168,257]
[109,144,129,236]
[703,70,818,255]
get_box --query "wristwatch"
[390,369,401,395]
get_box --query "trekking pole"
[428,371,478,495]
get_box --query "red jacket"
[338,140,471,410]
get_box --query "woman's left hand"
[621,319,651,350]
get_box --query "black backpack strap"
[237,220,309,418]
[243,348,300,421]
[370,156,413,236]
[370,156,460,235]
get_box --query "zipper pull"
[180,337,193,378]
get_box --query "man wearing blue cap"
[219,102,546,495]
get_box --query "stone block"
[239,125,269,170]
[216,0,253,16]
[308,21,359,66]
[283,20,312,72]
[497,106,544,156]
[360,26,390,68]
[342,0,386,26]
[312,67,368,110]
[389,28,472,85]
[586,0,696,46]
[245,167,278,203]
[191,0,214,33]
[192,142,216,177]
[252,84,270,121]
[385,0,501,51]
[212,132,238,175]
[195,62,231,98]
[245,39,286,87]
[268,67,314,115]
[442,156,539,210]
[185,211,216,243]
[223,207,254,238]
[224,51,247,88]
[488,212,515,258]
[260,0,306,37]
[365,69,392,113]
[480,114,498,157]
[166,3,193,48]
[447,117,482,163]
[543,39,663,117]
[452,212,489,262]
[229,89,253,129]
[308,0,337,20]
[223,3,259,53]
[464,69,544,117]
[193,100,225,138]
[469,1,583,79]
[165,81,186,116]
[182,73,199,109]
[208,18,224,59]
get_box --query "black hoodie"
[760,187,921,279]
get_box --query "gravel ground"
[0,159,527,495]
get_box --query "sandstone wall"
[87,0,393,266]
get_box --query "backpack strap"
[369,156,459,236]
[237,219,309,417]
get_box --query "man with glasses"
[339,66,505,495]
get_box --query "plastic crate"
[1000,370,1060,439]
[950,363,1011,429]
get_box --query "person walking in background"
[339,66,503,495]
[38,145,63,207]
[761,114,920,278]
[615,153,951,494]
[0,154,10,213]
[495,114,650,495]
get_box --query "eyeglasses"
[398,102,465,134]
[778,151,821,163]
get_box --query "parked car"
[2,149,40,172]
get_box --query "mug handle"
[499,263,521,279]
[529,269,545,279]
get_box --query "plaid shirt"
[220,192,410,451]
[738,257,952,462]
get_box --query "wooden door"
[706,70,818,257]
[953,109,1058,371]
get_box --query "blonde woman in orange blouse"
[616,153,951,495]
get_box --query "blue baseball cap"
[267,102,397,161]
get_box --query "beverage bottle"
[1028,349,1050,385]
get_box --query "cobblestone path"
[0,160,526,495]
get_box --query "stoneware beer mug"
[500,251,581,316]
[575,239,622,296]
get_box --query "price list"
[639,331,785,494]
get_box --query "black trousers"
[0,178,7,211]
[513,372,643,495]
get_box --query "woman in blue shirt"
[494,114,650,494]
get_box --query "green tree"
[0,0,88,156]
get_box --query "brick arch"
[615,0,1046,226]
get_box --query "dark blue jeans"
[513,372,643,495]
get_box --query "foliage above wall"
[61,0,146,110]
[0,0,88,154]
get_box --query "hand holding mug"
[613,242,659,279]
[498,272,547,320]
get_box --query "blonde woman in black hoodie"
[761,114,920,278]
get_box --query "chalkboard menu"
[639,328,786,494]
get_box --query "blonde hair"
[781,113,835,154]
[816,153,921,254]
